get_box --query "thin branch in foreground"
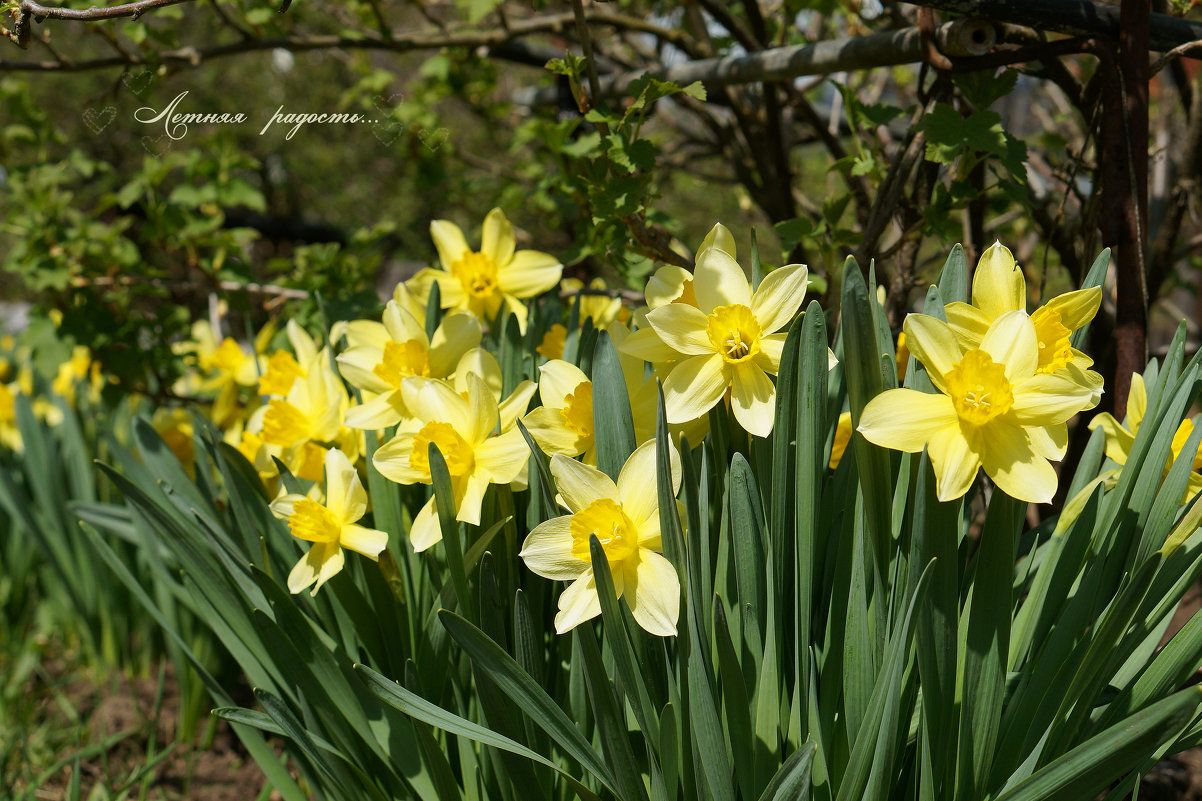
[6,0,198,48]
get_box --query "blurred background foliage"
[0,0,1200,405]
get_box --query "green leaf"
[992,687,1202,801]
[917,104,1008,164]
[591,330,637,480]
[356,663,603,801]
[758,743,815,801]
[436,610,617,793]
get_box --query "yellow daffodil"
[621,223,734,366]
[520,440,682,636]
[522,360,597,464]
[259,320,320,398]
[373,374,532,551]
[536,324,567,361]
[859,310,1100,504]
[562,277,623,328]
[643,247,812,437]
[269,449,388,595]
[945,242,1103,398]
[829,411,853,469]
[1088,373,1202,501]
[337,299,482,430]
[254,353,349,482]
[407,208,562,335]
[605,321,709,448]
[0,381,21,451]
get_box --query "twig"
[7,0,197,48]
[70,274,310,300]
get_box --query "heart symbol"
[371,119,402,145]
[121,69,155,98]
[83,106,117,134]
[416,125,449,152]
[373,93,403,112]
[141,134,172,157]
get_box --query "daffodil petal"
[858,389,958,452]
[402,376,473,431]
[455,473,489,526]
[902,314,961,393]
[373,433,428,485]
[523,406,586,457]
[382,300,429,347]
[501,294,531,335]
[343,319,391,351]
[662,354,727,425]
[1027,421,1069,461]
[475,428,530,485]
[646,304,713,356]
[1087,413,1135,466]
[621,327,681,363]
[980,422,1057,504]
[750,264,808,334]
[340,524,387,559]
[622,550,680,637]
[972,241,1026,320]
[980,310,1038,381]
[617,439,681,528]
[498,250,563,298]
[1128,373,1147,431]
[269,492,307,520]
[454,348,503,399]
[337,346,392,394]
[555,570,605,634]
[1045,286,1102,331]
[499,380,537,432]
[550,454,617,513]
[286,319,318,368]
[1010,373,1097,425]
[645,265,694,309]
[755,333,787,374]
[481,208,516,267]
[324,448,366,523]
[693,247,751,313]
[465,373,501,443]
[730,363,776,438]
[520,515,586,581]
[927,424,982,502]
[410,497,442,551]
[343,391,406,431]
[699,222,736,260]
[539,360,589,409]
[944,301,991,350]
[289,541,344,595]
[429,313,483,377]
[430,220,471,271]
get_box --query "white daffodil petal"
[550,454,617,513]
[693,247,752,313]
[662,354,727,425]
[481,208,516,268]
[520,515,586,581]
[539,360,589,409]
[623,551,680,637]
[555,570,605,634]
[617,438,681,527]
[730,363,776,438]
[340,524,388,559]
[646,304,713,356]
[430,220,471,271]
[750,264,808,334]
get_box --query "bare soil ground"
[16,661,271,801]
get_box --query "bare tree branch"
[6,0,197,48]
